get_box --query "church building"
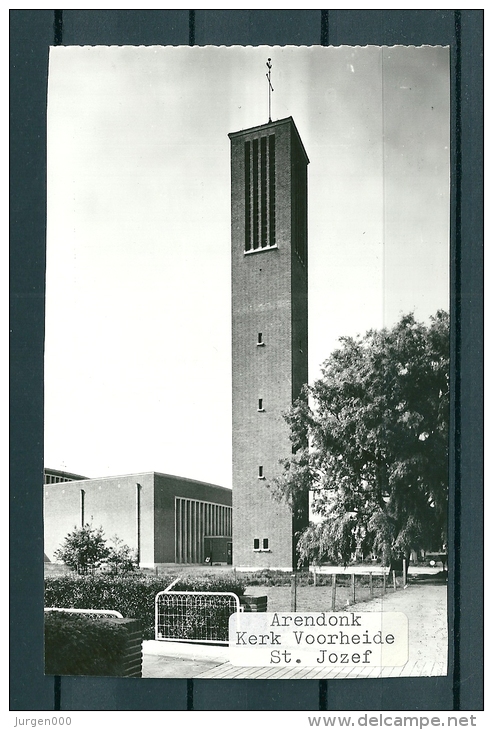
[45,116,309,573]
[44,471,232,567]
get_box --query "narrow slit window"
[257,332,264,346]
[253,538,260,550]
[244,134,276,253]
[252,138,259,250]
[269,135,276,245]
[244,141,251,251]
[260,136,267,247]
[258,398,263,411]
[263,538,269,550]
[258,466,264,479]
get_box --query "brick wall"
[118,618,143,678]
[240,595,268,612]
[230,118,309,570]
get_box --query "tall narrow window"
[244,134,276,252]
[260,136,268,247]
[263,538,269,550]
[253,538,260,550]
[258,398,263,411]
[252,138,259,250]
[257,332,264,346]
[258,466,264,479]
[244,141,251,251]
[269,134,276,245]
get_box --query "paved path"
[143,654,220,679]
[193,583,448,680]
[142,640,229,679]
[142,583,447,679]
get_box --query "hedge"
[45,611,130,676]
[240,570,386,587]
[45,574,245,640]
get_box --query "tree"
[54,524,110,574]
[271,311,449,567]
[102,535,138,574]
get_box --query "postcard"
[44,44,450,681]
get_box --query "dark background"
[10,9,483,712]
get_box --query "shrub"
[241,570,315,587]
[174,575,245,594]
[54,525,110,574]
[44,611,129,676]
[239,569,381,588]
[101,536,138,574]
[54,526,137,575]
[45,573,245,640]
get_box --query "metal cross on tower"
[266,58,274,123]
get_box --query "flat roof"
[44,470,231,493]
[228,116,309,165]
[44,467,89,480]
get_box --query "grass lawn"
[244,578,398,612]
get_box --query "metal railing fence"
[155,590,242,644]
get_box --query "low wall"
[44,613,143,678]
[240,595,267,612]
[118,618,143,677]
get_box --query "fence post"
[383,572,387,595]
[331,573,336,611]
[313,566,317,587]
[392,570,397,591]
[291,572,297,611]
[402,557,407,587]
[369,572,373,599]
[351,573,356,604]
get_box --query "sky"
[45,45,450,487]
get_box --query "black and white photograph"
[43,44,451,681]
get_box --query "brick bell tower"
[229,117,309,570]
